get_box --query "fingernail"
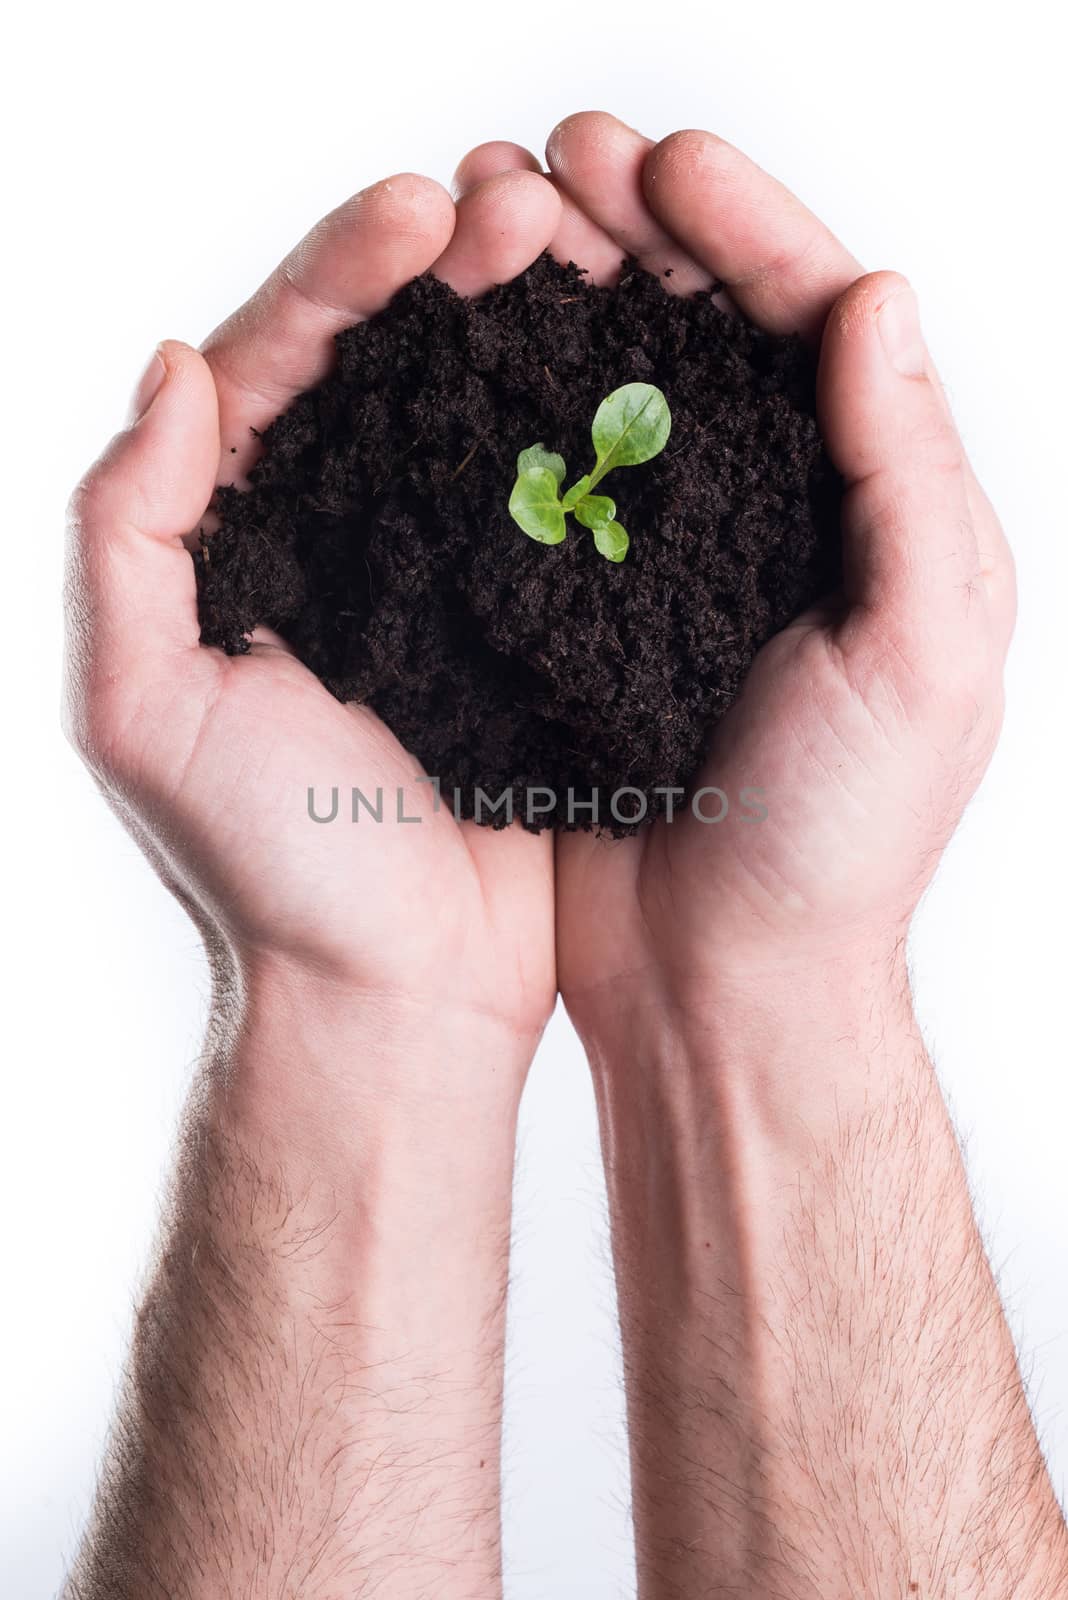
[878,287,926,377]
[128,348,166,424]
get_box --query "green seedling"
[508,383,670,563]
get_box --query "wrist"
[183,954,525,1366]
[574,941,927,1159]
[205,953,532,1185]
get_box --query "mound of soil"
[196,254,841,830]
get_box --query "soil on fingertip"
[195,253,842,832]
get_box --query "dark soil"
[196,254,842,831]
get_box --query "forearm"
[577,952,1068,1600]
[65,966,528,1600]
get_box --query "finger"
[817,273,990,665]
[924,367,1016,654]
[642,128,863,339]
[454,135,624,284]
[430,169,562,298]
[452,140,541,195]
[546,111,710,293]
[65,343,219,760]
[203,174,455,471]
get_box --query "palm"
[557,604,999,1000]
[129,633,551,1019]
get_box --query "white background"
[3,2,1066,1595]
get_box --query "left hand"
[455,115,1014,1036]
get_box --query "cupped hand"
[65,170,565,1057]
[454,115,1015,1021]
[71,120,1016,1072]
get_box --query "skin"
[461,114,1064,1596]
[63,170,562,1600]
[63,114,1066,1598]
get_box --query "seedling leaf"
[509,384,669,562]
[573,494,617,532]
[593,521,629,562]
[517,444,566,485]
[591,383,671,476]
[561,475,592,513]
[509,468,567,544]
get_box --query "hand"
[459,120,1063,1600]
[65,169,568,1093]
[454,115,1014,1022]
[63,168,579,1600]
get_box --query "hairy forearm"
[577,953,1068,1600]
[64,969,529,1600]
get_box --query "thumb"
[817,271,981,670]
[65,341,220,769]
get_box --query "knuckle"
[906,412,964,477]
[913,631,994,722]
[66,480,99,545]
[853,599,995,729]
[68,457,118,533]
[936,640,987,709]
[67,466,142,568]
